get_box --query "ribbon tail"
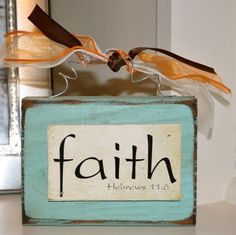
[129,47,217,74]
[28,4,82,48]
[160,76,214,137]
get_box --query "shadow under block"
[22,96,197,226]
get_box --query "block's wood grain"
[22,96,197,226]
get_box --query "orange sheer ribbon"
[1,30,231,94]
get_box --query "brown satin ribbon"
[107,51,126,72]
[28,5,216,75]
[28,5,82,47]
[128,47,216,74]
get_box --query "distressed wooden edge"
[175,97,197,225]
[178,98,197,225]
[22,96,197,108]
[21,96,197,226]
[22,97,87,111]
[22,214,196,226]
[193,98,197,225]
[22,215,196,226]
[21,98,28,225]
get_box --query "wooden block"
[22,96,197,226]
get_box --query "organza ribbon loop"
[0,4,231,137]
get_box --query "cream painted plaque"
[48,124,181,201]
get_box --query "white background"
[171,0,236,204]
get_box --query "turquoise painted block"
[22,96,197,226]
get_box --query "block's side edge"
[193,98,197,225]
[180,98,197,225]
[22,98,42,112]
[21,100,26,225]
[21,98,29,225]
[22,215,196,226]
[22,96,197,106]
[21,99,39,225]
[175,97,197,225]
[189,98,197,225]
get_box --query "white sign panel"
[48,124,181,201]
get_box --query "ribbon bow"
[0,5,231,136]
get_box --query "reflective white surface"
[0,157,21,191]
[171,0,236,204]
[1,194,236,235]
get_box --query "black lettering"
[114,157,120,179]
[126,145,144,179]
[54,134,75,197]
[75,157,107,179]
[114,143,120,179]
[147,134,176,183]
